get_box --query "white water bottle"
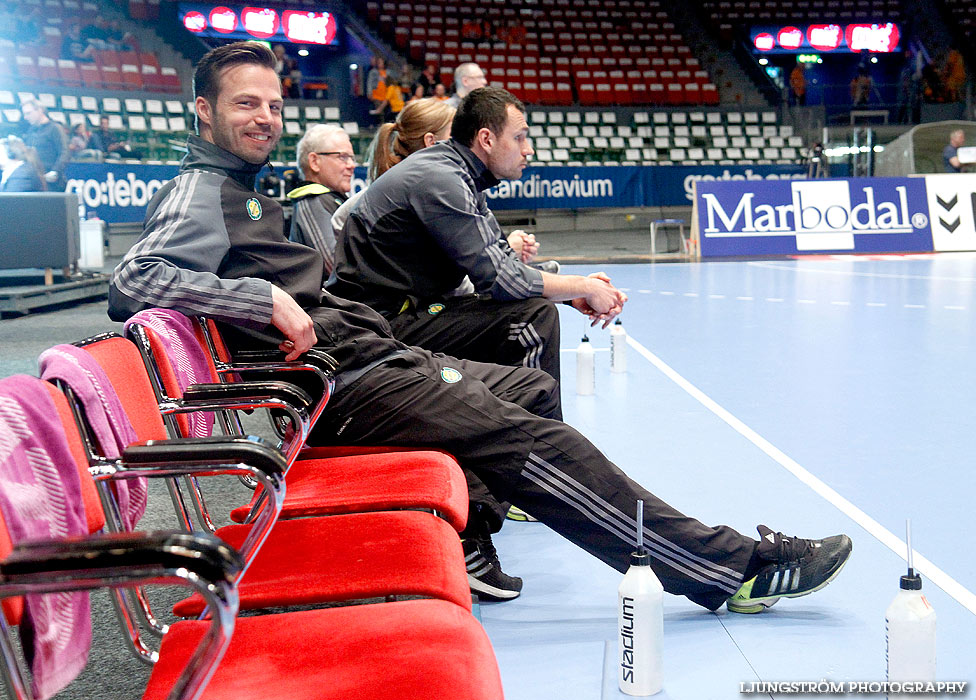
[610,319,627,373]
[576,335,595,395]
[618,500,663,696]
[886,521,936,700]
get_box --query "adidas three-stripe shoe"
[462,534,523,601]
[727,525,853,614]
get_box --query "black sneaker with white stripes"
[726,525,852,614]
[462,534,523,601]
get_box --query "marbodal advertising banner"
[694,177,934,257]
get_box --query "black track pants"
[314,349,757,611]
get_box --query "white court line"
[626,334,976,617]
[748,260,976,283]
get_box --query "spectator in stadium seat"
[433,83,449,101]
[287,123,356,271]
[446,62,488,108]
[61,24,95,62]
[461,18,482,42]
[0,137,46,192]
[366,56,388,113]
[90,115,139,159]
[14,8,43,46]
[943,129,966,173]
[370,68,405,122]
[0,6,17,40]
[273,44,301,99]
[20,100,67,190]
[850,67,872,106]
[942,47,966,103]
[81,16,111,51]
[414,63,441,97]
[789,62,806,107]
[68,123,101,160]
[109,41,853,612]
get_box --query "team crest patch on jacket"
[246,198,262,220]
[440,367,462,383]
[427,303,445,315]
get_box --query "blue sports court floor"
[1,254,973,699]
[485,255,975,699]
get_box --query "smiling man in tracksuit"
[108,41,852,614]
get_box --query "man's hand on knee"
[271,285,317,360]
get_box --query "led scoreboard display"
[179,3,339,45]
[750,22,900,53]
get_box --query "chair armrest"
[120,436,287,481]
[0,531,240,700]
[0,531,242,589]
[232,348,339,373]
[181,381,314,415]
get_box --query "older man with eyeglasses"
[287,123,357,273]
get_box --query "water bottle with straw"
[618,499,664,696]
[885,519,936,699]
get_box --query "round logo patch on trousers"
[427,303,445,315]
[246,197,262,220]
[440,367,462,383]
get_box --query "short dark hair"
[451,86,524,148]
[193,41,277,105]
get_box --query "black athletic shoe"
[727,525,852,614]
[462,534,523,601]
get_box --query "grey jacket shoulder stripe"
[112,170,273,325]
[457,169,542,299]
[294,197,336,274]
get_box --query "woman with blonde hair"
[329,97,455,239]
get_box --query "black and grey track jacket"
[108,135,402,372]
[328,138,544,318]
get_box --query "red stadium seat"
[15,55,39,81]
[159,66,182,92]
[122,63,143,90]
[79,61,101,88]
[666,82,683,105]
[37,56,60,85]
[58,59,82,87]
[701,82,719,105]
[100,64,125,89]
